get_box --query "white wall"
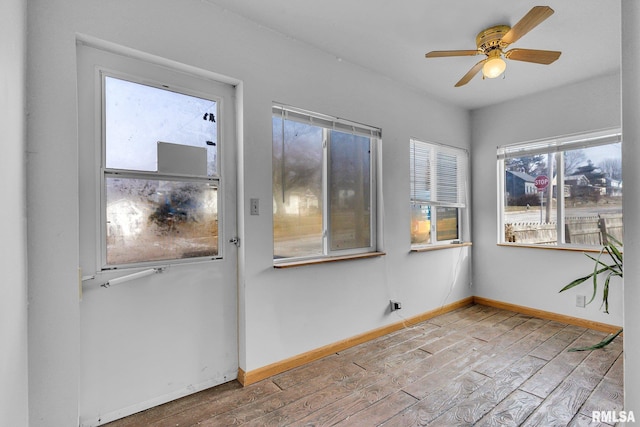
[622,0,640,411]
[26,0,472,424]
[471,72,624,328]
[1,0,28,426]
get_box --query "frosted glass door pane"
[105,176,218,265]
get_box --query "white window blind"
[273,104,382,139]
[410,139,467,208]
[497,130,621,160]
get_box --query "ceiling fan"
[425,6,561,87]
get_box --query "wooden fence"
[565,216,601,245]
[598,213,624,244]
[505,213,623,245]
[505,222,557,244]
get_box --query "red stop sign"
[534,175,549,190]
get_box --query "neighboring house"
[505,170,537,199]
[607,177,623,196]
[564,174,619,198]
[564,174,590,187]
[563,174,590,197]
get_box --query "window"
[498,130,623,247]
[272,104,380,261]
[410,139,468,247]
[101,75,222,267]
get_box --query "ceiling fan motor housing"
[476,25,511,53]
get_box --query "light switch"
[250,198,259,215]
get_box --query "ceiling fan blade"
[501,6,554,46]
[505,48,561,64]
[455,59,486,87]
[425,50,479,58]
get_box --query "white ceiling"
[206,0,621,110]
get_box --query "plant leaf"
[559,274,593,292]
[568,328,623,352]
[588,250,606,304]
[608,245,623,270]
[602,274,611,313]
[589,270,598,304]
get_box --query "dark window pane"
[330,131,371,250]
[272,117,323,258]
[436,207,459,241]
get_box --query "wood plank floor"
[105,304,624,426]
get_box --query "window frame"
[98,70,225,270]
[272,104,380,263]
[497,128,623,248]
[410,138,469,248]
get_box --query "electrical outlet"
[390,300,402,311]
[576,295,586,308]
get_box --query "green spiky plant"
[559,235,623,351]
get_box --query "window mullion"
[430,150,438,244]
[103,168,215,181]
[556,151,565,244]
[497,159,506,243]
[322,129,330,256]
[369,138,377,250]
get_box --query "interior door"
[77,44,238,426]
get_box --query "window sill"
[496,243,613,253]
[273,251,386,269]
[410,242,473,253]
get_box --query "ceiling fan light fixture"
[483,52,506,79]
[424,6,558,87]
